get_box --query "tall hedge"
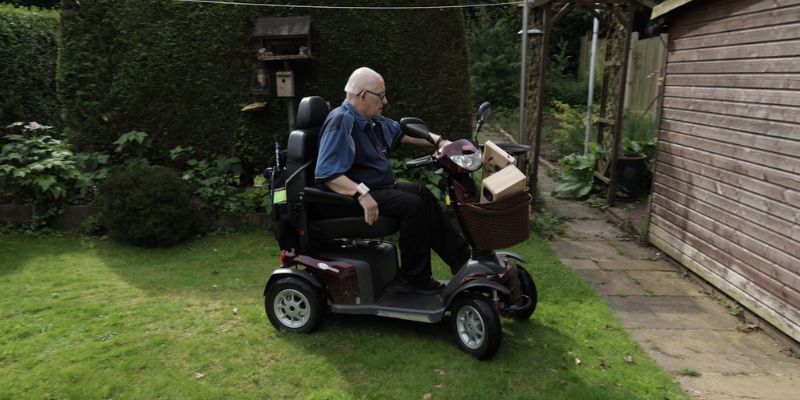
[0,4,59,126]
[59,0,472,173]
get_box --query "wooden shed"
[648,0,800,342]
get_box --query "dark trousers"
[315,183,469,282]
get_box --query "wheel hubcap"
[456,305,485,349]
[274,288,310,328]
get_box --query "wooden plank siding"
[650,0,800,342]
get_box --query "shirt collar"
[342,100,375,131]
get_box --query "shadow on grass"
[93,231,280,295]
[0,233,91,277]
[280,312,650,399]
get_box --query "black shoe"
[393,278,445,294]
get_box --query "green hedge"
[59,0,472,174]
[0,4,59,127]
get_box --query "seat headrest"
[295,96,329,130]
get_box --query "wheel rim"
[273,288,311,328]
[456,304,486,350]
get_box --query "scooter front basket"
[456,190,532,250]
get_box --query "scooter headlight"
[451,149,483,172]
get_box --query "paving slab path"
[536,162,800,400]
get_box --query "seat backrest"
[285,96,329,202]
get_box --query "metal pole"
[518,0,529,144]
[530,6,550,196]
[585,15,599,155]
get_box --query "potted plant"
[614,137,655,202]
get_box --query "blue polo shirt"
[315,100,404,188]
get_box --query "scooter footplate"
[330,292,446,323]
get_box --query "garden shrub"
[59,0,472,174]
[97,164,199,247]
[550,100,593,157]
[0,4,59,127]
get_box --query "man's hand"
[358,193,379,225]
[437,139,452,149]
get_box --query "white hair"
[344,67,381,95]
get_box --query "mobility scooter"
[264,96,537,360]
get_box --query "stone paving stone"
[544,198,606,220]
[676,375,800,400]
[629,329,768,375]
[596,259,679,271]
[605,296,741,331]
[610,240,662,260]
[559,258,600,270]
[713,331,800,378]
[575,270,648,296]
[627,271,706,297]
[550,239,627,260]
[561,220,626,240]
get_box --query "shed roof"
[252,16,310,38]
[650,0,698,19]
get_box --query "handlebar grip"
[406,155,435,168]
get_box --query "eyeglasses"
[362,89,387,101]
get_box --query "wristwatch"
[353,182,370,199]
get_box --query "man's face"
[360,78,387,118]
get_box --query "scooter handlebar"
[406,155,435,168]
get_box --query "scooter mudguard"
[444,277,510,308]
[263,267,323,296]
[497,251,527,264]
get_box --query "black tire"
[451,296,502,360]
[507,266,538,321]
[265,277,323,333]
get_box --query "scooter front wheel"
[451,296,501,360]
[265,277,323,333]
[507,266,538,321]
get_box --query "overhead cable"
[174,0,522,10]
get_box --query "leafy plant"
[113,130,151,166]
[73,151,109,199]
[622,112,658,160]
[552,143,605,198]
[584,194,608,211]
[171,146,244,213]
[391,158,446,202]
[0,122,83,226]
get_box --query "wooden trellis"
[523,0,654,206]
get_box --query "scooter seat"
[310,217,399,240]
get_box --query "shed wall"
[650,0,800,342]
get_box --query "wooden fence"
[579,32,668,115]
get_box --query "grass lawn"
[0,231,687,399]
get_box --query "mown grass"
[0,231,687,399]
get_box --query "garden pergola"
[523,0,655,206]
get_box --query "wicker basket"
[456,190,532,250]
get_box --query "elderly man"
[314,67,470,294]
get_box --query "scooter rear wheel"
[265,277,323,333]
[451,296,501,360]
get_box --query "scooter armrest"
[301,187,357,206]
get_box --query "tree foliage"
[465,5,520,109]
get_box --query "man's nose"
[382,95,388,104]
